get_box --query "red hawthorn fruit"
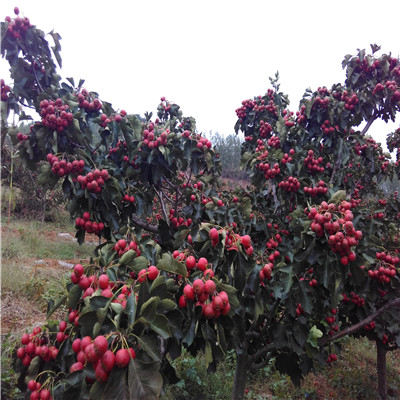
[192,279,204,295]
[203,303,215,319]
[98,274,109,290]
[56,331,65,344]
[101,350,116,372]
[241,235,251,248]
[221,302,231,315]
[129,348,136,359]
[85,343,99,363]
[212,295,223,310]
[203,268,214,279]
[73,264,84,277]
[219,291,229,307]
[26,342,36,356]
[115,349,130,368]
[178,295,187,308]
[197,257,208,271]
[28,380,37,391]
[30,391,40,400]
[70,361,84,373]
[95,362,109,382]
[147,265,159,280]
[22,354,32,367]
[17,347,25,358]
[21,333,30,345]
[138,269,147,283]
[186,256,196,270]
[183,284,195,301]
[101,288,113,298]
[79,275,90,290]
[204,279,216,295]
[39,389,51,400]
[59,320,67,332]
[117,239,126,249]
[94,335,108,356]
[209,228,219,241]
[80,336,93,351]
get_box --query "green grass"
[1,216,96,260]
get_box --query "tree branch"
[155,188,169,223]
[361,114,377,136]
[318,297,400,346]
[131,214,158,234]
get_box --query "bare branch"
[318,298,400,346]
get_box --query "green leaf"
[307,325,323,348]
[157,253,187,277]
[120,250,137,266]
[136,335,161,362]
[67,285,82,309]
[128,358,163,400]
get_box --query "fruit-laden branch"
[131,214,158,234]
[318,297,400,346]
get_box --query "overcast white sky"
[1,0,400,151]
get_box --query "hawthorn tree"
[2,7,400,400]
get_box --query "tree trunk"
[376,339,387,400]
[232,352,248,400]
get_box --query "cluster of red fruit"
[4,7,31,40]
[326,353,338,363]
[320,120,338,135]
[342,91,359,111]
[267,135,281,148]
[77,168,109,193]
[325,308,339,336]
[70,335,136,383]
[280,149,295,164]
[367,251,399,283]
[258,161,281,179]
[295,104,307,125]
[168,208,193,229]
[17,131,29,141]
[26,379,52,400]
[304,150,325,173]
[307,201,362,265]
[195,135,213,150]
[76,89,102,113]
[122,193,135,203]
[179,276,231,319]
[16,326,58,368]
[259,262,273,281]
[99,110,126,128]
[283,110,295,127]
[39,98,73,132]
[47,153,85,177]
[1,79,11,101]
[75,212,104,235]
[303,180,328,197]
[312,95,330,110]
[141,123,169,150]
[341,292,365,307]
[113,238,141,258]
[278,176,300,192]
[295,303,304,317]
[372,81,400,103]
[171,252,210,274]
[259,120,272,138]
